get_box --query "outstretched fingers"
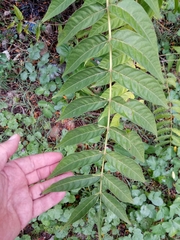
[0,134,20,170]
[31,172,73,218]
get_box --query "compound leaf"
[109,127,144,162]
[60,96,108,119]
[59,124,106,148]
[105,152,145,182]
[59,4,105,44]
[48,150,103,178]
[43,175,100,194]
[103,174,133,203]
[102,192,131,224]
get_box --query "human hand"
[0,134,72,240]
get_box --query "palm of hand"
[0,135,72,239]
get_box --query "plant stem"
[98,0,113,239]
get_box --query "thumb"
[0,134,20,170]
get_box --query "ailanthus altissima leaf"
[42,0,75,22]
[143,0,161,19]
[111,97,157,135]
[105,152,145,182]
[54,67,108,98]
[103,174,133,203]
[112,30,164,82]
[109,127,144,162]
[43,175,100,194]
[48,150,103,179]
[64,195,98,228]
[109,1,158,50]
[60,96,108,119]
[63,35,107,76]
[59,124,106,148]
[58,4,105,44]
[112,65,167,108]
[102,192,131,224]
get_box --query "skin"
[0,134,73,240]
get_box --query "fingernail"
[8,134,18,141]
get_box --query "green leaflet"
[112,30,164,83]
[102,192,131,224]
[143,0,161,19]
[109,1,158,51]
[111,97,157,135]
[63,35,107,76]
[43,175,100,194]
[105,152,145,182]
[64,195,98,228]
[109,127,144,162]
[59,124,106,148]
[60,96,108,119]
[89,13,124,37]
[54,67,108,98]
[48,150,103,179]
[42,0,75,22]
[103,174,133,203]
[58,4,105,45]
[112,65,167,108]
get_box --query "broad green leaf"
[60,96,108,119]
[111,97,157,135]
[143,0,161,19]
[48,150,103,178]
[59,4,105,44]
[43,175,100,194]
[63,35,107,76]
[64,195,98,228]
[59,124,106,148]
[105,152,145,182]
[113,65,167,108]
[109,127,144,162]
[89,13,124,37]
[54,67,108,98]
[112,30,164,83]
[13,5,23,20]
[42,0,75,22]
[103,174,133,203]
[102,192,131,224]
[109,1,158,50]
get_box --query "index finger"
[13,152,63,175]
